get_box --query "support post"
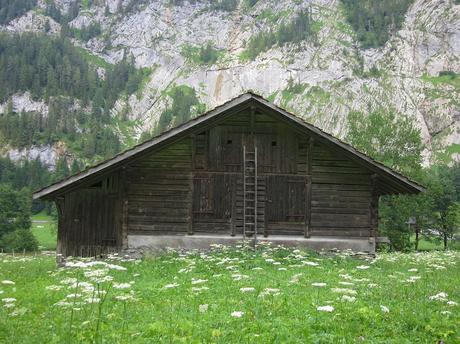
[370,174,379,240]
[304,137,313,238]
[120,168,129,249]
[189,134,196,235]
[55,197,65,265]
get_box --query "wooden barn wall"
[57,172,121,256]
[119,109,375,239]
[310,142,372,237]
[125,138,193,235]
[57,108,378,253]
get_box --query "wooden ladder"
[243,146,257,240]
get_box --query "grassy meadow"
[31,212,57,251]
[0,244,459,343]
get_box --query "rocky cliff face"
[2,0,460,166]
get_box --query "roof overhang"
[33,92,424,200]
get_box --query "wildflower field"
[0,245,459,343]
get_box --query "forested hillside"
[0,0,459,251]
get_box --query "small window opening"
[227,139,233,145]
[271,141,277,147]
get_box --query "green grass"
[31,212,57,250]
[75,47,111,69]
[422,72,460,91]
[0,246,458,342]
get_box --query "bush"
[0,229,38,252]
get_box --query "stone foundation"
[127,234,376,255]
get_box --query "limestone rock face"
[1,0,459,167]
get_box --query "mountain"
[0,0,459,170]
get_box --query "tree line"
[346,109,460,251]
[341,0,414,49]
[242,9,317,60]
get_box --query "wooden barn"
[33,93,423,256]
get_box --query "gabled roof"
[33,92,424,200]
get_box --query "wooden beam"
[304,137,313,238]
[55,197,65,262]
[189,135,196,235]
[120,168,129,249]
[369,173,378,239]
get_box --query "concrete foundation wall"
[127,234,376,254]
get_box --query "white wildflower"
[240,287,256,293]
[339,274,353,280]
[60,277,78,285]
[341,295,356,302]
[440,310,452,315]
[304,261,319,266]
[84,269,107,278]
[106,264,127,271]
[408,268,418,272]
[45,285,63,291]
[312,283,327,287]
[289,273,302,284]
[54,300,71,307]
[356,265,370,270]
[2,298,16,303]
[91,276,113,283]
[317,305,334,312]
[115,295,134,301]
[191,278,207,285]
[252,267,263,271]
[66,293,82,299]
[232,274,249,281]
[447,301,458,306]
[113,283,132,290]
[1,280,15,285]
[429,292,448,301]
[163,283,179,289]
[199,304,208,313]
[191,286,209,292]
[3,303,15,309]
[231,311,244,318]
[84,297,100,304]
[380,305,390,313]
[331,288,357,295]
[338,281,354,286]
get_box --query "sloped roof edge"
[33,92,424,200]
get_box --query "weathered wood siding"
[56,107,377,256]
[57,173,121,256]
[310,143,372,236]
[126,138,192,235]
[121,109,373,238]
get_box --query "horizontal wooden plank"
[312,183,371,191]
[128,216,189,224]
[312,207,369,215]
[312,166,366,174]
[129,225,188,233]
[310,229,369,237]
[311,201,369,208]
[129,183,190,192]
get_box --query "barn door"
[192,173,234,234]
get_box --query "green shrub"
[0,228,38,252]
[182,43,222,65]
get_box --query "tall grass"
[0,245,458,342]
